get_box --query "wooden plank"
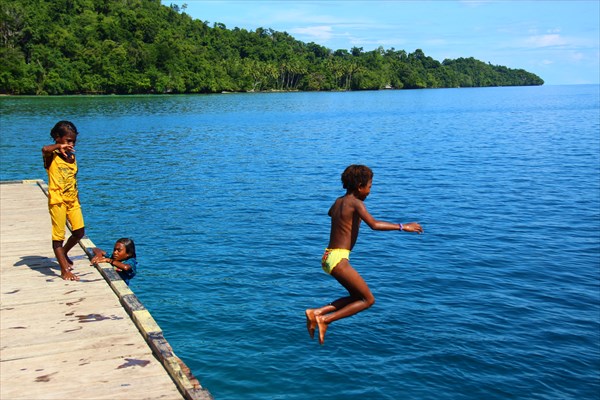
[0,181,211,400]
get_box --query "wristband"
[399,223,403,231]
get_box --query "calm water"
[1,85,599,400]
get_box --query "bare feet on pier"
[61,268,79,281]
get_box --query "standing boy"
[42,121,85,281]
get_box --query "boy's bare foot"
[61,269,79,281]
[316,315,328,345]
[305,309,317,339]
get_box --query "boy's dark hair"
[50,121,78,139]
[117,238,136,258]
[341,165,373,191]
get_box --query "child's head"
[113,238,136,260]
[341,164,373,191]
[50,121,78,141]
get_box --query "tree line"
[0,0,544,95]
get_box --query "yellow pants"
[48,201,84,241]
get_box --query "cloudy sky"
[164,0,600,85]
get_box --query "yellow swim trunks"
[321,248,350,274]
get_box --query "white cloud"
[266,5,364,27]
[458,0,493,7]
[423,38,448,47]
[288,25,335,42]
[524,34,569,48]
[569,52,585,62]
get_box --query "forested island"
[0,0,544,95]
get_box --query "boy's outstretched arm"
[401,222,424,234]
[356,200,423,233]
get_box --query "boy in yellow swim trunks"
[306,164,423,345]
[42,121,86,281]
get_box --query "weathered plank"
[0,181,211,400]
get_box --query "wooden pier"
[0,180,212,400]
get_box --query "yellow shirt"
[45,151,79,205]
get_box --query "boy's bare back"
[327,194,365,251]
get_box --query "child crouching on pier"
[91,238,137,285]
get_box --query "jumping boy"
[306,164,423,345]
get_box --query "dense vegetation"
[0,0,544,95]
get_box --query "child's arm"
[42,143,73,158]
[355,199,423,234]
[110,259,132,272]
[90,251,131,272]
[42,143,74,168]
[90,248,107,264]
[399,222,423,234]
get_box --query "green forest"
[0,0,544,95]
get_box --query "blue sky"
[164,1,600,85]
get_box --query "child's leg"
[63,204,85,265]
[49,204,79,281]
[63,227,85,264]
[316,259,374,344]
[306,296,356,338]
[306,287,355,339]
[53,241,79,281]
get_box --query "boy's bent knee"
[72,228,85,239]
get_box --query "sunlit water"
[1,85,599,399]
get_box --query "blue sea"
[1,85,599,400]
